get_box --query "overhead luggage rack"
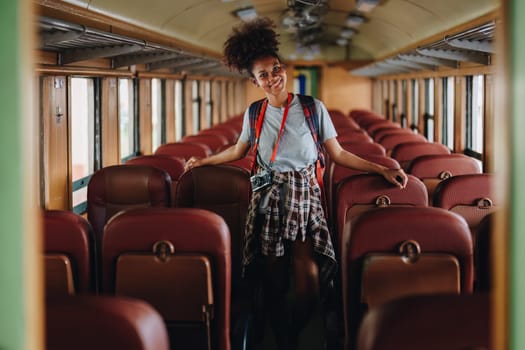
[38,16,240,77]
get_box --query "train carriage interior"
[4,0,525,349]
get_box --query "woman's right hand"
[184,157,204,171]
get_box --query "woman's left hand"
[381,168,408,188]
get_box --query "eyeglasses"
[257,64,285,81]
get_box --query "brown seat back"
[43,210,96,296]
[154,142,212,160]
[102,207,231,350]
[87,164,171,248]
[46,296,169,350]
[345,207,473,349]
[357,294,490,350]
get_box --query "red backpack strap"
[248,98,267,174]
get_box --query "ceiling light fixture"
[346,14,366,28]
[234,7,258,22]
[355,0,380,13]
[340,28,356,39]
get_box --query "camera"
[250,170,272,192]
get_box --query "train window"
[411,79,419,131]
[442,77,455,149]
[204,80,213,128]
[119,78,135,161]
[465,75,484,158]
[424,78,435,142]
[151,78,165,152]
[192,80,201,133]
[70,77,98,214]
[175,80,183,141]
[401,80,407,128]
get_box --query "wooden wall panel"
[484,74,494,172]
[434,78,444,144]
[418,78,426,134]
[139,78,152,154]
[41,76,69,210]
[406,80,413,127]
[212,80,221,125]
[321,66,372,116]
[102,77,119,166]
[184,79,194,136]
[454,76,467,152]
[165,79,175,143]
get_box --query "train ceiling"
[37,0,498,77]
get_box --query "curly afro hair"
[223,17,280,75]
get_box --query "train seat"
[349,110,382,125]
[336,131,373,144]
[356,293,489,350]
[433,173,496,240]
[46,295,169,350]
[126,154,186,205]
[101,208,231,350]
[154,141,212,160]
[373,127,418,143]
[181,134,229,153]
[174,164,252,346]
[475,212,496,291]
[43,210,96,297]
[339,141,386,157]
[199,126,239,144]
[378,133,427,154]
[390,141,451,170]
[366,121,400,136]
[407,153,481,202]
[344,207,474,349]
[87,164,171,252]
[175,165,250,292]
[326,155,399,224]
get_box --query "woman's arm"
[184,140,250,170]
[324,138,408,188]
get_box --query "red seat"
[366,121,400,136]
[336,131,373,144]
[390,141,451,170]
[87,165,171,252]
[374,127,414,143]
[326,155,399,224]
[344,207,474,349]
[154,141,212,160]
[379,133,427,154]
[181,134,229,153]
[356,294,489,350]
[407,154,481,201]
[199,126,239,144]
[334,174,428,259]
[102,208,231,350]
[475,212,495,291]
[339,141,386,157]
[433,173,496,239]
[43,210,96,296]
[126,155,186,205]
[175,165,250,290]
[46,295,169,350]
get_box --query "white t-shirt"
[239,94,337,172]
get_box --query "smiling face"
[251,55,287,97]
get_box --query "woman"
[185,17,407,350]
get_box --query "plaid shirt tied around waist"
[243,164,337,286]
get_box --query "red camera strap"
[252,92,292,169]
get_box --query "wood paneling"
[102,77,119,166]
[165,79,175,143]
[41,76,69,210]
[484,74,495,172]
[322,66,372,115]
[454,76,467,152]
[418,78,426,133]
[184,79,194,136]
[434,78,444,143]
[139,78,152,154]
